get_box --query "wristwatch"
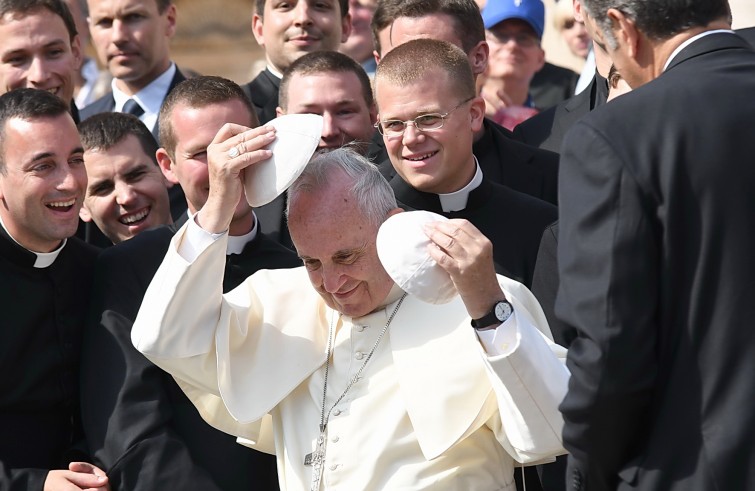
[471,300,513,330]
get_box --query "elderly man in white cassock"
[131,113,569,490]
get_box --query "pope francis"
[132,122,569,491]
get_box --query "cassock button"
[333,409,342,416]
[331,436,339,443]
[356,325,366,332]
[329,464,339,471]
[355,351,364,360]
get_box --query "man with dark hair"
[0,88,108,490]
[258,50,376,248]
[374,38,556,288]
[0,0,83,119]
[78,112,172,244]
[80,76,298,491]
[244,0,352,124]
[370,0,560,205]
[556,0,755,489]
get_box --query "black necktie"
[122,98,144,117]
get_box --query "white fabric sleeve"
[178,215,227,262]
[475,312,519,356]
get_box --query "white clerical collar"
[187,209,259,255]
[112,62,176,131]
[663,29,735,72]
[0,214,65,268]
[438,157,483,212]
[266,64,283,80]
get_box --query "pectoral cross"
[304,426,327,491]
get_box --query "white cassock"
[132,222,570,491]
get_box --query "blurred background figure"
[479,0,546,129]
[62,0,111,108]
[339,0,378,76]
[552,0,592,94]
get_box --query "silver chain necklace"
[304,292,407,491]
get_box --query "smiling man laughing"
[78,112,171,244]
[0,88,108,491]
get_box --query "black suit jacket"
[474,119,560,205]
[530,62,579,111]
[1,232,99,489]
[391,175,556,287]
[81,223,300,491]
[513,74,608,154]
[737,26,755,47]
[78,67,188,237]
[557,33,755,491]
[243,69,280,125]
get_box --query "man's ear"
[70,34,83,71]
[573,0,584,23]
[156,148,179,185]
[469,96,486,133]
[467,41,489,77]
[340,13,352,43]
[252,14,266,47]
[164,3,178,38]
[608,8,640,59]
[79,203,92,222]
[276,106,285,118]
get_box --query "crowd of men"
[1,0,754,490]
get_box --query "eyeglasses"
[486,31,540,48]
[375,97,475,137]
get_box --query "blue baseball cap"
[482,0,546,39]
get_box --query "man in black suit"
[375,39,556,288]
[370,0,560,206]
[81,76,300,491]
[0,0,83,122]
[244,0,351,124]
[82,0,186,220]
[0,89,108,491]
[557,0,755,489]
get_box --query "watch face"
[495,301,512,321]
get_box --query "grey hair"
[581,0,731,50]
[286,147,398,228]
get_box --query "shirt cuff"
[475,311,521,356]
[178,215,227,262]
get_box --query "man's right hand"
[198,123,276,234]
